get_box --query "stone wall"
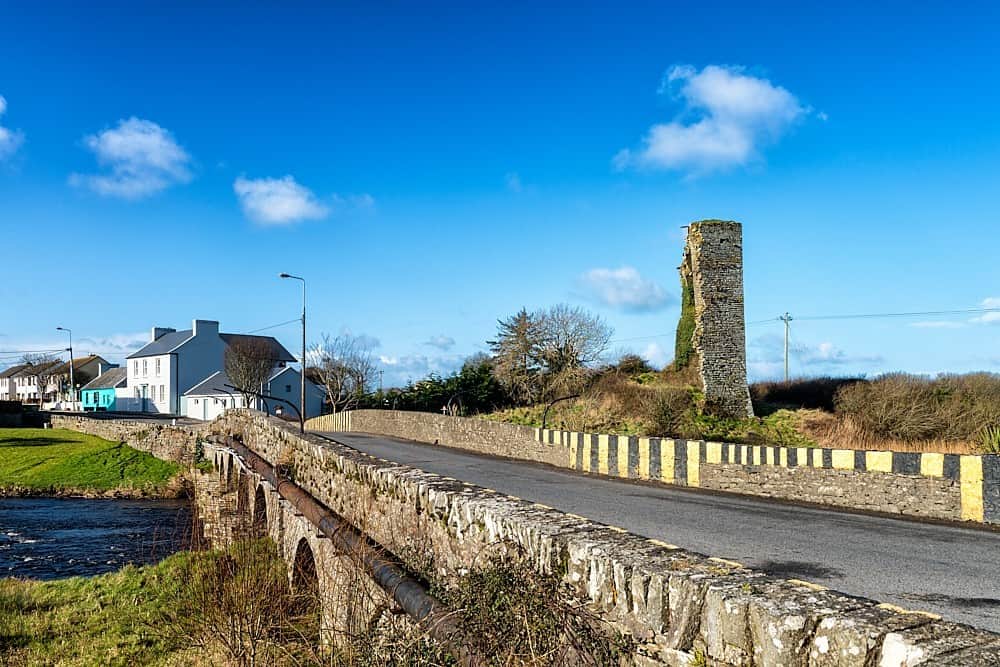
[679,220,753,418]
[546,428,999,525]
[309,410,1000,526]
[49,414,204,464]
[307,409,563,467]
[210,411,1000,665]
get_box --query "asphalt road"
[316,430,1000,632]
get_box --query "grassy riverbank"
[0,428,182,497]
[0,551,203,666]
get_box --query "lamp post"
[279,273,306,433]
[56,327,74,410]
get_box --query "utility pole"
[56,327,73,410]
[779,312,793,382]
[378,369,383,394]
[279,273,306,433]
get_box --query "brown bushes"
[834,373,1000,445]
[750,377,863,413]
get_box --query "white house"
[182,367,324,421]
[0,364,28,401]
[123,319,296,415]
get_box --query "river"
[0,497,192,580]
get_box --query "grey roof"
[82,367,128,390]
[127,330,193,359]
[127,330,295,362]
[0,363,29,379]
[220,334,296,363]
[183,371,233,397]
[51,355,110,375]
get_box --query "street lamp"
[56,327,74,410]
[279,273,306,433]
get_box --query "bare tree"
[536,304,613,398]
[225,338,279,408]
[489,304,613,403]
[20,353,60,406]
[312,333,378,413]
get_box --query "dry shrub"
[751,377,863,413]
[437,552,632,666]
[154,538,320,667]
[834,372,1000,445]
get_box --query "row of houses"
[0,355,116,407]
[4,319,325,421]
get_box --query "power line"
[246,318,301,334]
[608,306,1000,345]
[792,307,1000,322]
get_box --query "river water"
[0,497,192,579]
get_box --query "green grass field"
[0,428,181,495]
[0,551,203,667]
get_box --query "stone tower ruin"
[674,220,753,418]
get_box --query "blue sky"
[1,1,999,386]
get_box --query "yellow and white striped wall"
[535,428,1000,525]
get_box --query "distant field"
[0,428,181,495]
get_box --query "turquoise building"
[81,367,126,412]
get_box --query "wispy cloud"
[234,175,329,225]
[378,353,465,388]
[578,266,673,312]
[971,296,1000,324]
[641,342,670,368]
[505,172,523,193]
[615,64,809,175]
[0,95,24,160]
[423,335,455,351]
[331,192,376,214]
[748,334,882,380]
[910,321,965,329]
[234,176,374,226]
[70,118,193,198]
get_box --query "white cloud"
[747,334,882,380]
[70,118,193,198]
[0,95,24,160]
[641,342,670,368]
[579,266,672,312]
[234,175,329,225]
[423,335,455,351]
[971,296,1000,324]
[378,353,465,388]
[615,64,808,175]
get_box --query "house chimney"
[192,319,219,337]
[151,327,175,342]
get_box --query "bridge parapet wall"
[49,414,203,464]
[309,410,999,526]
[218,410,1000,665]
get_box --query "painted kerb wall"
[308,411,999,526]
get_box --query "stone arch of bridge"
[290,536,322,642]
[253,484,268,537]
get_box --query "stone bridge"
[51,411,1000,665]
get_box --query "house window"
[135,387,140,398]
[142,360,148,376]
[155,359,161,375]
[159,385,165,402]
[134,361,139,375]
[286,384,292,393]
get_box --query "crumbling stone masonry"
[676,220,754,418]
